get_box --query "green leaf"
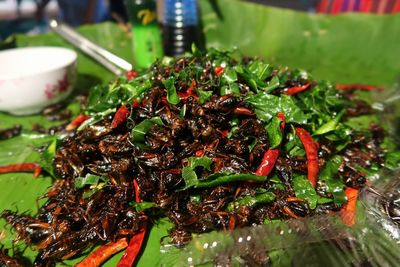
[314,111,345,135]
[246,93,309,123]
[385,151,400,169]
[162,77,180,105]
[318,155,347,206]
[131,117,164,143]
[226,191,276,212]
[188,156,213,170]
[263,76,280,92]
[132,201,157,212]
[197,173,268,188]
[293,175,317,209]
[181,167,198,190]
[40,138,59,177]
[74,173,108,189]
[235,65,266,92]
[179,104,187,119]
[201,0,400,86]
[317,196,334,204]
[181,156,213,189]
[221,66,238,83]
[266,116,283,149]
[196,89,213,104]
[248,60,272,80]
[220,83,240,96]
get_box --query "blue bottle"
[161,0,200,56]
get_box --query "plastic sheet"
[160,173,400,266]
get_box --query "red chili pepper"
[284,82,311,95]
[295,128,319,188]
[177,79,198,101]
[126,70,137,81]
[116,179,147,266]
[336,83,383,91]
[214,66,225,76]
[276,112,286,130]
[66,114,90,131]
[229,215,236,231]
[233,107,254,116]
[256,149,280,176]
[131,100,141,108]
[195,150,205,157]
[221,130,229,137]
[133,179,141,203]
[341,187,359,226]
[111,105,130,129]
[178,89,197,101]
[117,227,147,267]
[0,163,41,177]
[188,79,197,91]
[76,238,128,267]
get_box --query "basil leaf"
[40,138,59,177]
[220,83,240,96]
[196,89,213,104]
[235,65,266,92]
[263,76,280,93]
[266,116,283,149]
[86,79,152,113]
[226,192,276,212]
[131,117,164,143]
[179,104,187,119]
[248,61,272,80]
[246,93,309,124]
[293,175,317,209]
[314,111,345,135]
[181,167,198,190]
[317,196,334,204]
[75,173,108,189]
[221,67,238,83]
[181,156,213,190]
[385,151,400,169]
[162,77,180,105]
[197,173,268,188]
[188,156,213,170]
[132,201,156,212]
[318,155,347,206]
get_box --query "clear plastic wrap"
[160,174,400,266]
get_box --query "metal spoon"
[49,19,132,76]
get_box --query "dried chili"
[117,179,147,266]
[76,238,128,267]
[111,105,130,129]
[284,82,311,95]
[276,112,286,130]
[233,107,254,116]
[214,66,225,76]
[341,187,359,226]
[0,163,41,177]
[126,70,137,81]
[117,227,147,267]
[256,149,280,177]
[295,127,319,187]
[336,83,383,91]
[66,114,90,131]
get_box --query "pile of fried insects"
[0,49,393,266]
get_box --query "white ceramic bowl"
[0,47,77,115]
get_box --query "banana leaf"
[0,0,399,265]
[201,0,400,86]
